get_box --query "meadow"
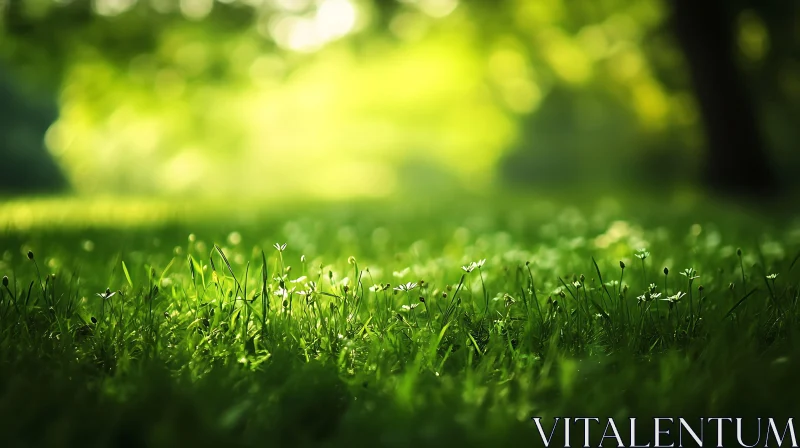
[1,192,799,447]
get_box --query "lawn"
[1,192,799,447]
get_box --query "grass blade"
[723,287,759,320]
[122,260,133,289]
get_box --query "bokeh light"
[2,0,798,198]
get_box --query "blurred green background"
[1,0,798,199]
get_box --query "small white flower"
[662,291,686,304]
[394,282,418,292]
[96,288,116,300]
[461,259,487,273]
[273,243,287,252]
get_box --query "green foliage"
[2,0,799,195]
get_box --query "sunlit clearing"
[0,197,178,231]
[46,24,515,199]
[30,0,703,199]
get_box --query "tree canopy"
[1,0,797,196]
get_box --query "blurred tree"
[0,64,66,193]
[0,0,796,195]
[669,0,777,195]
[469,0,796,195]
[0,0,267,194]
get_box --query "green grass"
[1,193,799,447]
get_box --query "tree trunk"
[0,66,67,193]
[670,0,777,196]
